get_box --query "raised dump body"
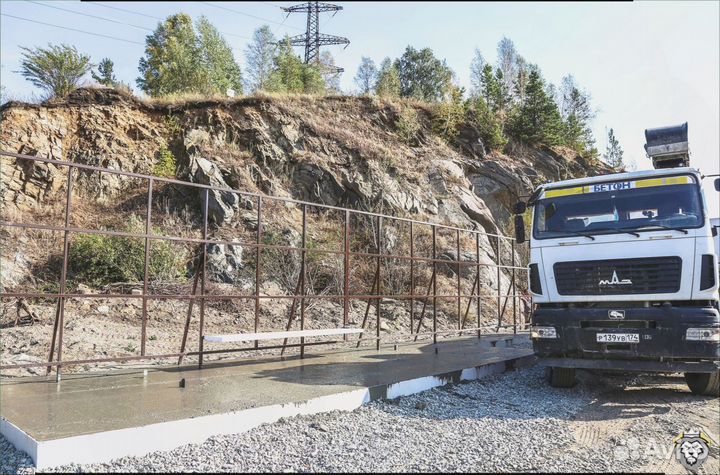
[644,122,690,169]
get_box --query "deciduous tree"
[375,57,400,99]
[18,44,92,98]
[137,14,242,97]
[395,46,453,102]
[354,56,377,95]
[245,25,277,93]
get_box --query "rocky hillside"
[1,87,607,235]
[0,87,610,374]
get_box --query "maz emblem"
[599,270,632,286]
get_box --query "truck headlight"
[686,328,720,342]
[531,326,557,339]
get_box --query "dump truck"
[514,123,720,395]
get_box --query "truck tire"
[684,371,720,396]
[549,367,576,388]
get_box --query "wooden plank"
[204,328,364,343]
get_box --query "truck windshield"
[532,176,703,240]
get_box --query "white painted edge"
[8,388,371,469]
[3,355,528,470]
[204,328,364,343]
[0,419,37,464]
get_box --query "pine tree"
[92,58,117,87]
[507,68,564,145]
[433,85,467,141]
[354,56,377,95]
[303,62,326,95]
[375,57,400,99]
[559,75,596,155]
[245,25,277,93]
[471,95,507,151]
[603,128,625,169]
[514,56,529,105]
[480,64,501,111]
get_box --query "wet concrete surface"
[0,335,532,441]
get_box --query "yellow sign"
[542,176,692,199]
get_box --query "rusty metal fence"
[0,151,530,379]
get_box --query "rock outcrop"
[0,88,611,291]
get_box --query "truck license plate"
[596,333,639,343]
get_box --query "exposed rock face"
[189,156,244,224]
[0,88,611,293]
[207,242,244,283]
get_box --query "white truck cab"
[514,123,720,395]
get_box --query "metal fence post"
[456,229,461,333]
[300,204,307,357]
[198,188,209,369]
[511,239,517,334]
[343,209,350,341]
[376,215,382,351]
[141,178,153,356]
[53,167,74,382]
[496,235,502,331]
[409,221,414,337]
[255,196,262,349]
[432,225,437,346]
[476,233,481,339]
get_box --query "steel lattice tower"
[282,1,350,73]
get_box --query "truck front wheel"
[549,367,576,388]
[684,371,720,396]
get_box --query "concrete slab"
[1,335,534,468]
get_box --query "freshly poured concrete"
[1,335,534,468]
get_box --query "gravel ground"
[2,366,718,473]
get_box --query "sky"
[1,1,718,216]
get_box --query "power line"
[253,1,289,8]
[27,1,153,32]
[206,2,304,31]
[0,13,145,45]
[88,2,253,41]
[88,2,163,21]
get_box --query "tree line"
[10,13,624,168]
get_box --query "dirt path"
[567,371,719,474]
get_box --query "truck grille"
[554,257,682,295]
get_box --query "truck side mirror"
[714,178,720,191]
[514,215,526,244]
[514,201,527,214]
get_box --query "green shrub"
[395,107,421,145]
[163,114,182,136]
[69,215,187,287]
[154,146,177,178]
[432,85,467,142]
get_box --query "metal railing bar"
[0,151,516,241]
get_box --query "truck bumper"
[532,305,720,371]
